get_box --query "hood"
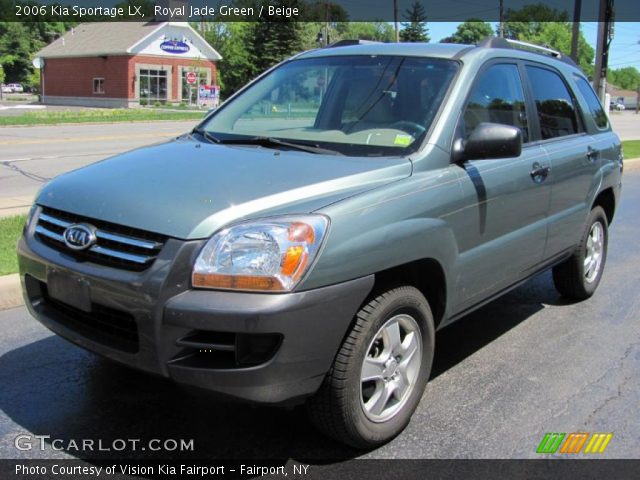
[37,138,411,239]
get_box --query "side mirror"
[453,122,522,162]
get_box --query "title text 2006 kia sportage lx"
[18,37,623,447]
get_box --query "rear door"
[449,61,551,311]
[522,64,600,259]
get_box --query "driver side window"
[462,64,529,143]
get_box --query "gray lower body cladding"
[17,232,374,404]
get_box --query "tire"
[552,206,608,300]
[306,286,435,448]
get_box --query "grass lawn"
[0,215,26,276]
[622,140,640,160]
[0,109,205,126]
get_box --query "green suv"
[18,38,623,447]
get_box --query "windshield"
[199,55,458,157]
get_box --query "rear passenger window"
[574,75,609,129]
[526,66,581,139]
[462,64,529,143]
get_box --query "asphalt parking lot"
[1,169,638,461]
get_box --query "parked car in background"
[1,84,12,93]
[18,37,623,448]
[610,101,625,111]
[7,83,24,93]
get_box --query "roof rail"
[476,36,578,69]
[326,39,381,48]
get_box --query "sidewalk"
[0,274,22,310]
[0,195,32,218]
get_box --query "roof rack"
[326,39,381,48]
[476,36,578,68]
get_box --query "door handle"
[530,162,550,184]
[587,146,600,162]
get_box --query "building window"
[139,69,168,103]
[93,78,105,94]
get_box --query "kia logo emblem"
[63,224,96,251]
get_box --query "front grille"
[34,207,166,271]
[29,278,139,353]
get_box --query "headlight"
[192,215,329,292]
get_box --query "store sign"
[160,40,190,54]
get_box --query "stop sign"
[186,71,197,85]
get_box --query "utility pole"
[499,0,504,37]
[593,0,614,104]
[570,0,582,61]
[393,0,399,42]
[325,0,330,47]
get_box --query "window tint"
[526,66,580,139]
[462,64,529,143]
[574,75,608,129]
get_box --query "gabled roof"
[35,22,220,60]
[36,22,162,58]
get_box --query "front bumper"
[17,229,374,404]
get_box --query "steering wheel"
[391,121,426,137]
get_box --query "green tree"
[298,22,342,49]
[502,3,569,39]
[249,0,304,74]
[302,1,349,23]
[0,64,5,85]
[499,4,593,75]
[0,22,39,83]
[440,20,493,44]
[203,22,256,97]
[253,21,303,74]
[400,1,429,43]
[526,23,594,75]
[608,67,640,90]
[337,22,395,42]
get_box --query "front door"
[448,62,551,312]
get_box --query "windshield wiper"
[191,127,221,144]
[219,136,342,155]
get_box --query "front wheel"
[306,286,434,448]
[552,206,609,300]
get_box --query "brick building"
[34,22,221,108]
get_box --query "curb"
[0,273,23,310]
[0,118,202,128]
[625,157,640,170]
